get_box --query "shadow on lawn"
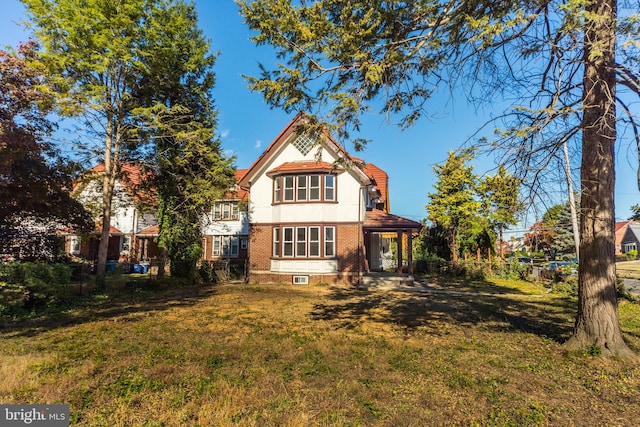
[311,286,576,343]
[1,283,218,338]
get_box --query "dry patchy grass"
[1,280,639,426]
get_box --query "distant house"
[201,169,250,262]
[67,164,249,266]
[616,221,639,255]
[621,223,640,255]
[238,112,422,285]
[68,164,160,262]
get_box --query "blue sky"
[2,0,638,232]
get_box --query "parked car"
[540,261,577,280]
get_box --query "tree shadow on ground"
[311,286,576,343]
[1,283,218,338]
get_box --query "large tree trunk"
[95,116,119,289]
[565,0,634,357]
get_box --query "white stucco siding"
[248,139,366,224]
[202,212,249,235]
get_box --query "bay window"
[273,173,336,203]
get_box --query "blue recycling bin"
[106,260,117,273]
[132,264,143,273]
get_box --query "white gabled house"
[238,112,421,285]
[66,113,420,284]
[201,170,250,262]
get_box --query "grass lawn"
[1,277,640,426]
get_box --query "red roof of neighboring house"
[138,224,159,236]
[616,221,637,232]
[225,169,248,200]
[363,208,422,231]
[616,220,639,253]
[78,163,157,207]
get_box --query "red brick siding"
[248,222,365,285]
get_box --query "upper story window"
[214,201,239,220]
[273,174,336,204]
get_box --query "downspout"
[357,185,363,287]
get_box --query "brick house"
[238,113,422,285]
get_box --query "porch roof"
[138,224,159,237]
[363,208,422,231]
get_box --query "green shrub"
[551,276,578,296]
[0,262,73,314]
[625,249,638,261]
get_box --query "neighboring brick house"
[616,221,639,255]
[238,112,422,285]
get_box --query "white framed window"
[213,235,239,257]
[214,202,239,220]
[283,176,295,201]
[325,226,335,257]
[296,227,307,257]
[213,235,221,256]
[273,227,280,257]
[274,178,281,203]
[309,227,320,257]
[324,175,335,201]
[70,236,81,255]
[309,175,320,201]
[296,176,307,201]
[241,238,248,250]
[273,226,336,259]
[273,174,336,203]
[283,227,294,257]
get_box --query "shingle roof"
[362,163,388,209]
[81,163,156,207]
[138,224,159,236]
[266,161,344,176]
[363,208,422,231]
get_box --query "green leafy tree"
[23,0,151,286]
[0,41,92,253]
[629,205,640,221]
[541,199,581,257]
[427,149,481,264]
[22,0,228,285]
[478,165,523,259]
[132,1,235,280]
[239,0,638,357]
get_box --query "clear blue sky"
[2,0,638,231]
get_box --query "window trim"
[214,201,240,221]
[212,235,239,257]
[272,225,337,259]
[273,173,337,204]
